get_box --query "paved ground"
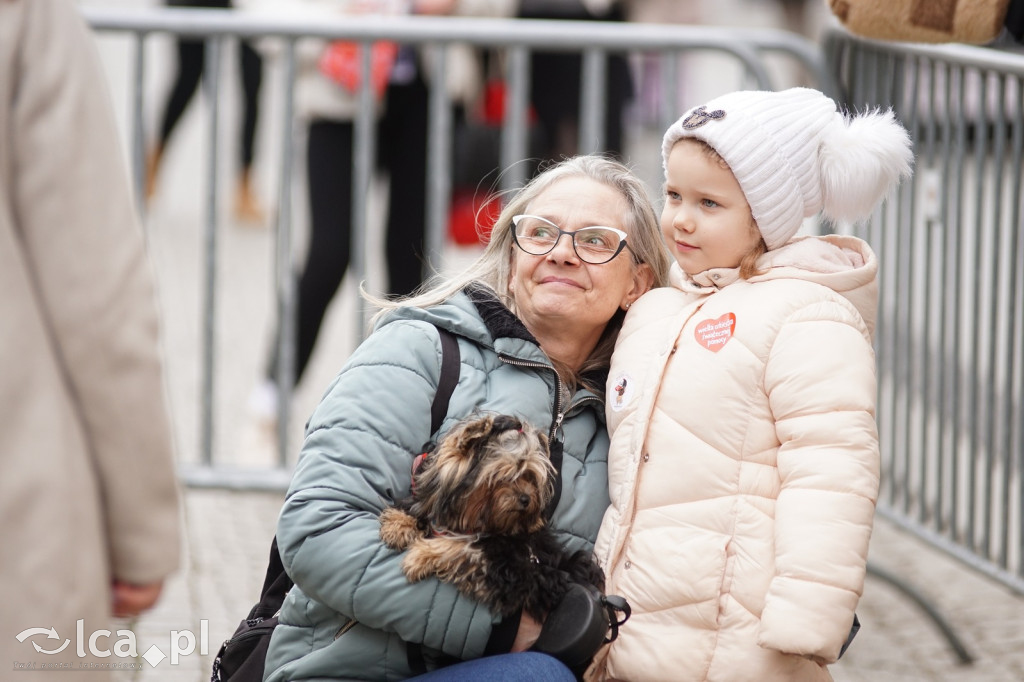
[116,489,1024,681]
[80,2,1024,680]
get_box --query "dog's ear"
[449,414,521,459]
[491,414,522,433]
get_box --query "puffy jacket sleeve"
[757,299,880,662]
[276,320,499,660]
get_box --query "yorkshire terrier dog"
[378,413,606,620]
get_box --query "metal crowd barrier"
[824,29,1024,601]
[83,5,825,487]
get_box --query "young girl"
[589,88,913,681]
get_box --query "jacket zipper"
[498,353,563,441]
[567,394,601,414]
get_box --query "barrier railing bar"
[80,8,803,53]
[913,56,935,527]
[425,45,452,274]
[659,51,679,133]
[828,33,1024,75]
[924,57,941,529]
[949,62,968,545]
[936,60,954,537]
[178,463,294,491]
[847,44,887,509]
[1008,77,1024,576]
[862,45,879,111]
[273,40,297,468]
[81,8,810,94]
[501,46,530,193]
[897,53,919,516]
[967,67,990,552]
[130,33,147,213]
[351,39,377,341]
[999,74,1015,565]
[580,48,607,155]
[876,46,900,512]
[199,35,222,467]
[985,73,1009,562]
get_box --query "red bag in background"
[318,40,398,99]
[449,80,541,246]
[449,189,502,246]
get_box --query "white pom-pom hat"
[662,87,914,250]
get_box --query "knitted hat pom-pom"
[819,108,914,226]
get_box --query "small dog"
[379,413,605,620]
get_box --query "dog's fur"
[379,413,604,619]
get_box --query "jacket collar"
[465,284,538,347]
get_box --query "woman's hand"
[510,611,543,652]
[111,580,164,618]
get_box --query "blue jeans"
[408,652,576,681]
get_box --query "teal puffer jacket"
[264,287,611,682]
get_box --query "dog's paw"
[401,542,436,582]
[379,507,421,550]
[401,536,477,585]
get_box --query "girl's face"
[661,140,761,275]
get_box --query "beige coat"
[0,1,181,678]
[590,235,881,682]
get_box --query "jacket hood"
[671,233,879,336]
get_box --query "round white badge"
[609,373,635,412]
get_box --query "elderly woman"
[263,155,670,682]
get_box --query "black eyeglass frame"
[510,214,634,265]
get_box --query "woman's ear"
[622,263,655,309]
[507,250,517,294]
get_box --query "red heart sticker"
[694,313,736,352]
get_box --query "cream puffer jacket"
[589,234,881,682]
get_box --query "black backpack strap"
[251,327,461,676]
[406,326,461,675]
[250,537,292,620]
[431,327,460,435]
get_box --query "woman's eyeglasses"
[511,215,631,265]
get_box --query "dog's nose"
[518,493,531,508]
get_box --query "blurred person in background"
[0,0,182,678]
[517,0,634,165]
[248,0,514,427]
[146,0,266,224]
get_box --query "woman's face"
[509,176,650,361]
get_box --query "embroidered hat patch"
[681,105,726,129]
[695,313,736,352]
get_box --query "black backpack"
[210,327,461,682]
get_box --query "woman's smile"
[539,275,585,289]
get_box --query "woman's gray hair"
[366,155,670,388]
